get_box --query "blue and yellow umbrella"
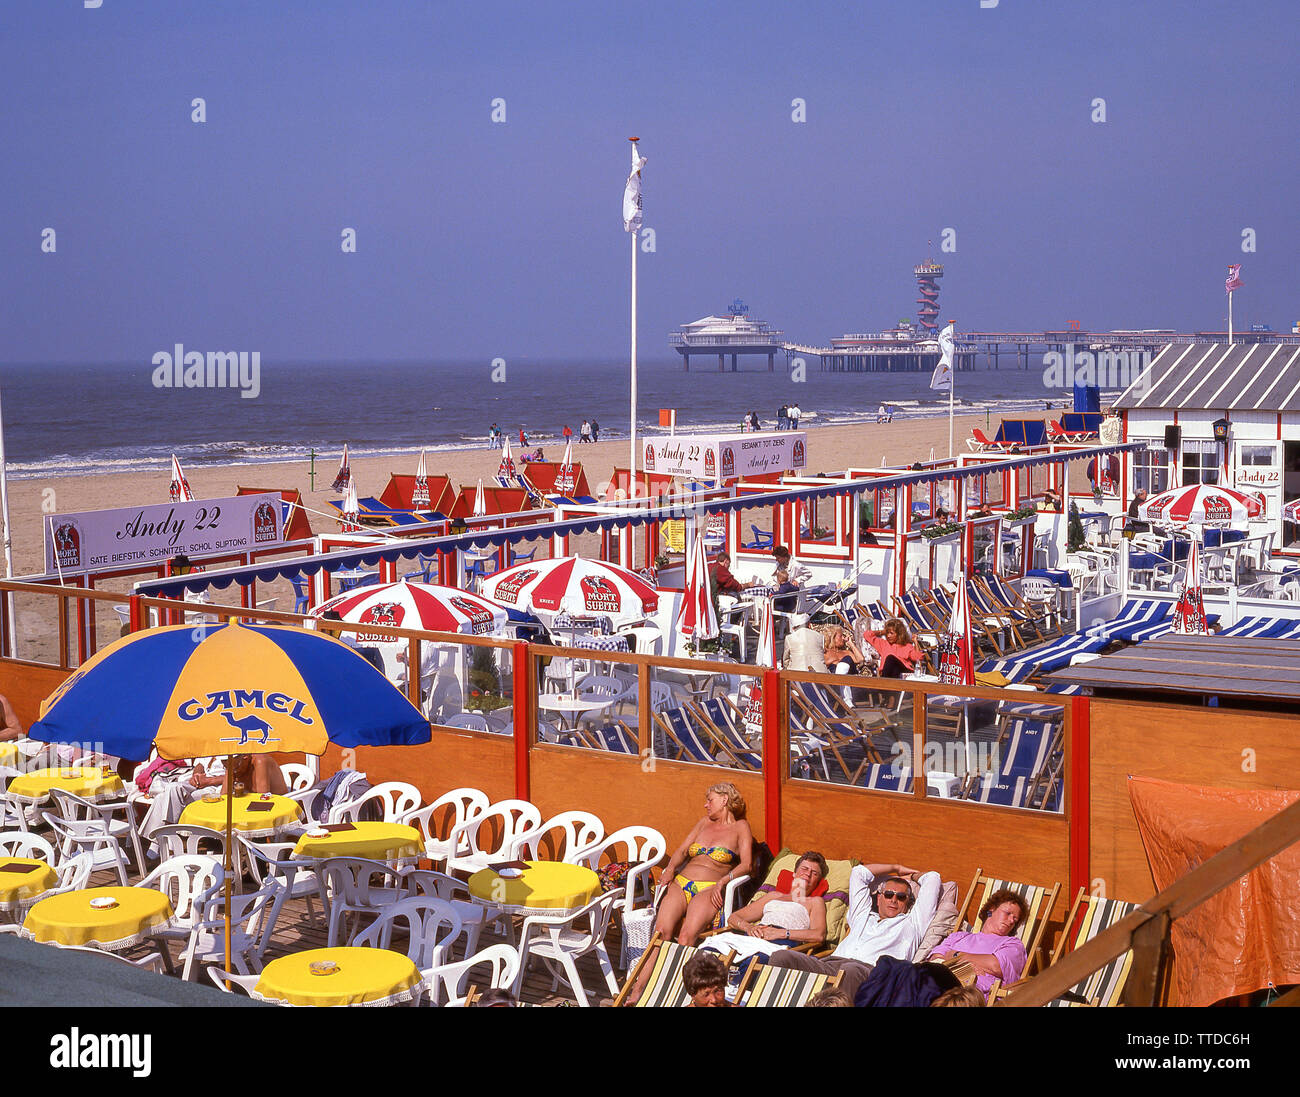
[32,620,430,761]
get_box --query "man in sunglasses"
[766,861,941,1001]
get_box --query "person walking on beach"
[789,402,801,430]
[580,420,591,443]
[590,419,599,442]
[750,410,760,432]
[563,424,573,444]
[519,428,527,447]
[778,404,788,430]
[489,423,501,448]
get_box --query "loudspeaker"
[1164,425,1181,449]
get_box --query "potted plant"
[920,521,963,543]
[1001,503,1038,526]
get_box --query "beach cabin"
[1113,342,1300,553]
[378,472,456,517]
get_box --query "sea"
[0,357,1108,481]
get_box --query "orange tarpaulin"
[1128,775,1300,1006]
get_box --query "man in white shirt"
[789,403,801,429]
[770,545,811,587]
[766,862,941,1000]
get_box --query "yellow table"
[253,947,421,1006]
[292,822,422,864]
[179,794,302,837]
[22,886,173,952]
[468,860,601,918]
[6,766,123,803]
[0,858,58,916]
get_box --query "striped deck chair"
[613,933,736,1007]
[653,705,746,769]
[962,580,1027,652]
[983,574,1061,640]
[1217,616,1295,638]
[955,869,1060,977]
[970,713,1062,809]
[737,962,843,1007]
[854,762,913,793]
[1043,889,1140,1007]
[1272,619,1300,639]
[581,720,640,754]
[1092,599,1172,643]
[692,698,762,770]
[788,681,891,783]
[892,590,944,637]
[990,631,1109,680]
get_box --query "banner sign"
[642,431,807,482]
[44,493,284,574]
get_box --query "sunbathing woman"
[859,618,925,678]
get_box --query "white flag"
[623,142,647,233]
[930,321,955,391]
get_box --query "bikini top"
[688,842,740,866]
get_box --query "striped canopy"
[481,555,658,627]
[676,533,719,644]
[313,579,511,638]
[29,621,429,762]
[1138,484,1263,527]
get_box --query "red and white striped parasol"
[555,441,577,497]
[496,438,516,485]
[331,444,351,492]
[936,581,975,687]
[341,482,361,533]
[168,454,194,503]
[412,449,431,508]
[472,478,487,518]
[1138,483,1263,527]
[481,555,658,627]
[313,580,509,639]
[676,531,719,645]
[1172,537,1209,634]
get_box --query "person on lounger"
[766,861,941,1001]
[923,888,1029,1000]
[682,952,730,1007]
[701,851,829,964]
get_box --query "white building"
[1113,343,1300,551]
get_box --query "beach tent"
[237,487,313,542]
[449,484,531,521]
[519,460,595,502]
[1059,411,1102,437]
[378,473,455,516]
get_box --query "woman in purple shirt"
[925,889,1030,999]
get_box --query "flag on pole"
[331,444,351,492]
[168,454,194,503]
[623,141,647,233]
[930,321,955,390]
[1172,538,1209,634]
[412,449,430,508]
[1225,264,1243,294]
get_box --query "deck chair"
[691,697,762,770]
[978,631,1108,683]
[892,590,944,638]
[1090,599,1173,643]
[736,962,843,1007]
[969,577,1044,644]
[966,428,1003,452]
[964,711,1063,809]
[955,869,1060,977]
[960,580,1028,653]
[743,525,774,550]
[580,719,641,755]
[613,932,735,1007]
[653,705,733,767]
[787,681,893,783]
[1040,889,1140,1007]
[983,574,1061,640]
[854,763,913,793]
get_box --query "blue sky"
[2,0,1296,363]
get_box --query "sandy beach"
[5,409,1070,662]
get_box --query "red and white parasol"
[481,556,658,627]
[313,580,509,639]
[936,582,975,688]
[1172,537,1209,634]
[472,478,487,518]
[332,444,351,492]
[341,482,361,533]
[555,441,577,497]
[496,438,516,486]
[1138,483,1263,527]
[676,532,720,645]
[168,454,194,503]
[412,449,431,508]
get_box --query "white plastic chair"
[46,852,94,896]
[49,787,147,879]
[150,823,226,862]
[237,835,328,946]
[399,867,500,958]
[353,895,464,1004]
[328,781,422,825]
[0,831,58,863]
[279,762,316,792]
[440,712,491,733]
[443,799,543,877]
[139,855,225,979]
[509,809,604,864]
[513,888,623,1006]
[319,857,409,947]
[428,943,520,1007]
[396,787,490,867]
[571,825,667,969]
[174,879,282,981]
[206,967,269,1000]
[41,811,134,886]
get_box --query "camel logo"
[644,443,656,471]
[492,567,537,605]
[252,501,279,543]
[580,574,622,613]
[53,521,83,570]
[704,449,716,478]
[720,446,735,480]
[175,688,317,745]
[354,601,403,642]
[1202,494,1233,522]
[449,596,496,634]
[792,439,806,468]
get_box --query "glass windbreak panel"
[787,674,909,793]
[424,640,513,735]
[536,654,642,753]
[971,520,999,576]
[923,693,1064,812]
[647,662,758,772]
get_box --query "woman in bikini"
[654,782,754,946]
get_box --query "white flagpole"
[1228,288,1234,345]
[948,366,955,460]
[630,217,638,501]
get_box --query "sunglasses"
[878,889,909,902]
